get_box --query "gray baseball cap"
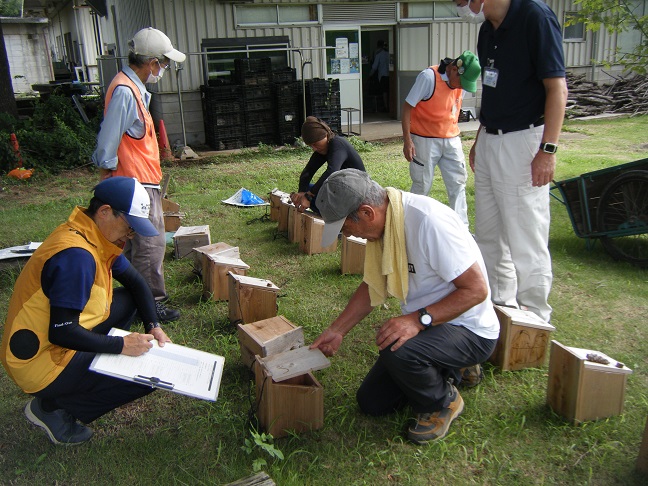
[316,169,373,247]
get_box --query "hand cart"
[550,157,648,267]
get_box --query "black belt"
[484,117,544,135]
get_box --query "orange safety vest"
[410,66,463,139]
[104,72,162,185]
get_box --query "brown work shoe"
[459,364,484,388]
[407,385,464,444]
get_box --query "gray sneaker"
[24,398,93,446]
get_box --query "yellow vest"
[410,66,463,139]
[0,207,121,393]
[105,72,162,185]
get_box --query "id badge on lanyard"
[483,67,499,88]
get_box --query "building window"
[401,2,457,20]
[564,12,585,41]
[236,5,317,26]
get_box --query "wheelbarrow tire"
[596,169,648,268]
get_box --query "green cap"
[455,50,481,93]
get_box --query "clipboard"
[89,328,225,402]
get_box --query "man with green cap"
[401,50,481,227]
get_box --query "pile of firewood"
[566,72,648,118]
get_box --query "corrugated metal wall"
[93,0,640,146]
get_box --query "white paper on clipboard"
[89,328,225,402]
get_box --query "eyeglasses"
[118,212,135,237]
[155,59,170,70]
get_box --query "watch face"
[419,313,432,326]
[541,143,558,154]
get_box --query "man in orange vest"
[92,28,185,323]
[401,51,481,228]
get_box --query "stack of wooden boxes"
[162,197,185,232]
[237,315,329,438]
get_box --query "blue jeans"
[356,322,496,415]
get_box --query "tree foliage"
[0,0,22,17]
[569,0,648,75]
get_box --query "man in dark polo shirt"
[456,0,568,323]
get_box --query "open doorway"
[361,28,394,122]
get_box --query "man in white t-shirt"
[311,169,499,444]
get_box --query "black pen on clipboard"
[134,375,175,390]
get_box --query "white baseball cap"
[93,177,159,237]
[131,27,186,63]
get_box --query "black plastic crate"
[208,112,244,127]
[243,84,273,100]
[206,136,246,151]
[244,99,275,112]
[205,124,246,140]
[271,68,297,84]
[274,81,302,94]
[201,84,243,100]
[277,110,298,123]
[246,132,276,147]
[234,57,272,75]
[239,74,271,86]
[246,110,275,125]
[306,78,329,94]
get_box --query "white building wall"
[4,21,52,94]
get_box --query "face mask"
[457,2,486,24]
[145,65,166,84]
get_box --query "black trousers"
[356,322,497,415]
[33,288,155,424]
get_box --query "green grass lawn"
[0,115,646,485]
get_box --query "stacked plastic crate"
[235,59,276,147]
[305,78,341,134]
[273,68,301,145]
[201,84,246,150]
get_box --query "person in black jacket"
[290,117,366,214]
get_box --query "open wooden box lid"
[257,347,330,382]
[494,305,556,331]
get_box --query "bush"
[1,94,101,175]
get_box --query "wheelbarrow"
[550,157,648,267]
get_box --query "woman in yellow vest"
[1,177,171,446]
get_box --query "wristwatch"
[540,142,558,154]
[418,308,433,328]
[305,192,314,203]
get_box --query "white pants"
[409,134,468,227]
[474,126,553,322]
